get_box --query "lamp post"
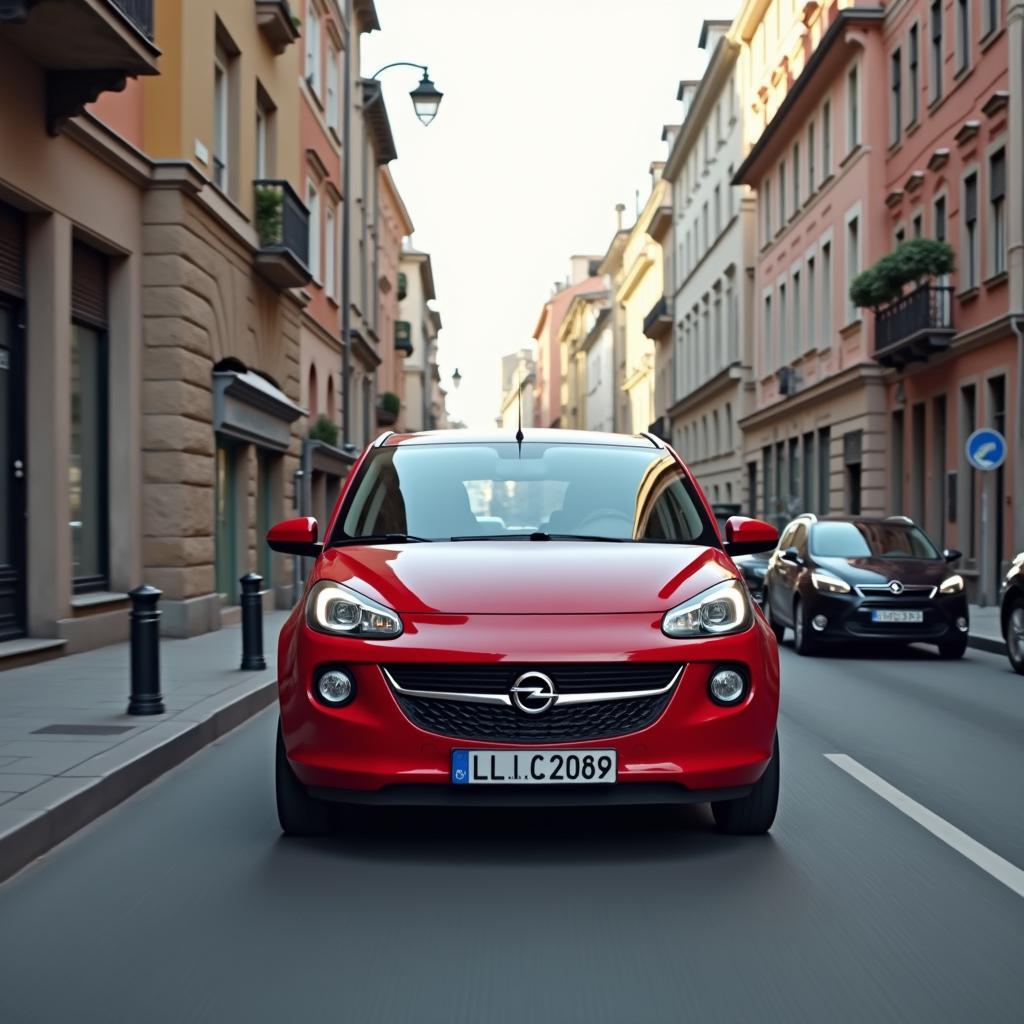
[340,55,443,447]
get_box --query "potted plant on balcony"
[307,413,339,447]
[254,184,284,247]
[850,238,955,311]
[376,391,401,426]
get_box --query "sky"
[362,0,722,429]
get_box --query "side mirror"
[267,517,322,557]
[781,546,803,566]
[943,548,962,563]
[723,516,779,556]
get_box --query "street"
[0,644,1021,1023]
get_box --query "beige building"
[558,282,610,430]
[0,1,159,656]
[398,245,445,431]
[497,349,536,431]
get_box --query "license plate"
[451,749,617,785]
[871,609,924,623]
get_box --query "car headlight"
[306,580,403,638]
[810,570,851,594]
[939,574,964,595]
[662,579,751,638]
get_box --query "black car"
[762,514,969,658]
[733,550,771,603]
[1000,553,1024,674]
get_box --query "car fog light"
[812,615,828,632]
[317,669,354,706]
[956,617,968,633]
[708,668,747,706]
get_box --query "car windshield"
[810,522,940,559]
[330,442,718,545]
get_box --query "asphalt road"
[1,642,1022,1023]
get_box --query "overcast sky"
[363,0,723,429]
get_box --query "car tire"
[763,590,786,644]
[792,598,818,656]
[276,722,333,837]
[1007,600,1024,676]
[938,635,968,660]
[712,735,780,835]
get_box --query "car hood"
[814,556,949,587]
[315,541,735,615]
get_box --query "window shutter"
[71,241,108,327]
[990,152,1005,201]
[0,202,25,298]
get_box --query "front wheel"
[712,736,780,835]
[276,722,333,836]
[1007,600,1024,675]
[792,598,818,656]
[938,634,968,660]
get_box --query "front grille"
[855,584,936,599]
[384,663,680,743]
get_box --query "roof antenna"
[515,368,525,451]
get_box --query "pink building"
[881,0,1017,602]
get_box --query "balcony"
[253,180,312,290]
[873,284,955,368]
[395,321,413,355]
[397,271,408,301]
[0,0,159,133]
[642,297,672,342]
[256,0,299,55]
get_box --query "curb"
[0,680,277,886]
[967,634,1007,657]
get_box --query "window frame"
[987,143,1006,278]
[961,167,980,291]
[307,178,322,283]
[305,2,322,97]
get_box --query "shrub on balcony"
[379,391,401,416]
[308,413,339,447]
[254,185,284,246]
[849,238,955,310]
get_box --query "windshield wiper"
[449,532,624,543]
[330,533,432,547]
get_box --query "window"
[818,427,831,513]
[792,269,801,354]
[846,215,860,321]
[764,293,773,369]
[821,240,833,344]
[213,58,228,189]
[726,166,734,219]
[986,148,1006,277]
[307,180,321,281]
[778,281,787,366]
[982,0,999,37]
[963,171,978,289]
[305,3,321,95]
[847,65,860,151]
[895,227,906,245]
[934,194,947,241]
[702,202,709,252]
[808,120,816,192]
[908,25,920,125]
[930,0,943,102]
[255,88,274,179]
[308,364,318,417]
[792,142,800,210]
[714,185,721,237]
[326,46,340,131]
[890,49,902,144]
[763,175,772,242]
[956,0,970,73]
[255,106,267,179]
[912,212,923,238]
[807,255,816,350]
[779,159,786,226]
[324,204,336,299]
[822,100,832,175]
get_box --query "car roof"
[812,516,918,526]
[377,428,662,449]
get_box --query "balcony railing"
[874,284,954,367]
[253,179,311,290]
[642,297,672,341]
[110,0,154,39]
[397,271,408,301]
[395,321,413,354]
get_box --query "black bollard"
[239,572,266,671]
[128,584,165,715]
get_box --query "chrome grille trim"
[855,583,936,599]
[382,666,682,707]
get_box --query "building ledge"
[0,637,68,671]
[256,0,300,55]
[70,591,130,610]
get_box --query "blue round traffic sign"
[965,428,1007,471]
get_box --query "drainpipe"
[1012,315,1024,561]
[339,1,353,447]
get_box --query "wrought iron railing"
[875,284,953,351]
[110,0,154,39]
[253,179,310,270]
[395,321,413,353]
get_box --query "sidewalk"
[968,604,1005,656]
[0,609,289,883]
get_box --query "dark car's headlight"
[810,570,851,594]
[306,580,403,638]
[939,574,964,595]
[662,579,751,638]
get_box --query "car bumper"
[277,610,780,800]
[801,590,969,642]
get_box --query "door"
[774,522,807,625]
[0,301,26,640]
[214,438,238,604]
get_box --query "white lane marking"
[825,753,1024,899]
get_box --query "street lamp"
[451,367,462,389]
[370,62,444,126]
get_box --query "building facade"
[497,349,536,431]
[664,19,754,511]
[558,281,611,429]
[398,245,443,431]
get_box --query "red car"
[268,430,781,836]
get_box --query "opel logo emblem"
[510,671,558,715]
[889,580,904,595]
